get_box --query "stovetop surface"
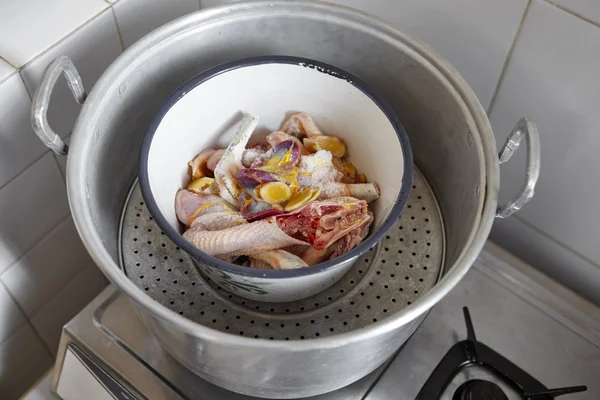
[364,245,600,400]
[57,243,600,399]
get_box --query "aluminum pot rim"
[67,0,498,350]
[138,54,414,279]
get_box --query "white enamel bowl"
[139,56,413,302]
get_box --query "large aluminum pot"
[31,1,540,398]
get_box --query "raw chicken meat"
[176,112,379,269]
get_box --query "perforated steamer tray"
[119,168,444,340]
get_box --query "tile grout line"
[18,6,112,72]
[0,279,26,345]
[0,68,67,191]
[0,71,17,87]
[18,69,34,100]
[52,151,68,184]
[0,149,51,192]
[0,56,18,86]
[0,55,18,69]
[0,228,99,354]
[0,214,73,281]
[0,280,55,359]
[4,6,115,182]
[511,215,600,270]
[27,261,99,354]
[27,319,56,360]
[486,0,532,116]
[543,0,600,29]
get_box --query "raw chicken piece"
[249,140,301,170]
[183,197,372,256]
[300,210,373,264]
[282,113,347,157]
[300,246,333,265]
[323,183,380,203]
[175,190,234,226]
[188,149,217,179]
[278,197,371,250]
[250,258,273,269]
[190,210,246,231]
[188,210,305,269]
[247,250,308,270]
[206,149,225,171]
[281,112,323,137]
[328,211,373,259]
[178,112,378,269]
[184,217,304,255]
[266,131,308,155]
[282,244,310,257]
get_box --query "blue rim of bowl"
[139,55,413,278]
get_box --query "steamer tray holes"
[120,168,444,340]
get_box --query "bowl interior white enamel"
[147,62,404,237]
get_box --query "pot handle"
[31,55,86,156]
[495,117,540,219]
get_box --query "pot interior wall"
[74,6,485,294]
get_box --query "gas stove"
[50,243,600,399]
[416,307,587,399]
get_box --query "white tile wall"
[1,218,94,317]
[491,216,600,305]
[0,323,53,400]
[113,0,199,48]
[2,0,600,397]
[0,0,203,396]
[488,0,600,304]
[0,74,48,189]
[0,0,109,67]
[0,58,15,84]
[0,154,70,275]
[328,0,528,109]
[0,282,25,344]
[32,264,108,353]
[550,0,600,25]
[20,8,123,138]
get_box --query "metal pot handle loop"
[31,56,86,156]
[495,117,540,219]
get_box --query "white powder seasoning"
[242,147,266,167]
[298,150,347,198]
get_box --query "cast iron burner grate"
[416,307,588,400]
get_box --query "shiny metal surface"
[53,288,395,400]
[366,243,600,400]
[52,244,600,399]
[31,55,84,155]
[496,118,541,218]
[121,168,444,339]
[33,1,541,397]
